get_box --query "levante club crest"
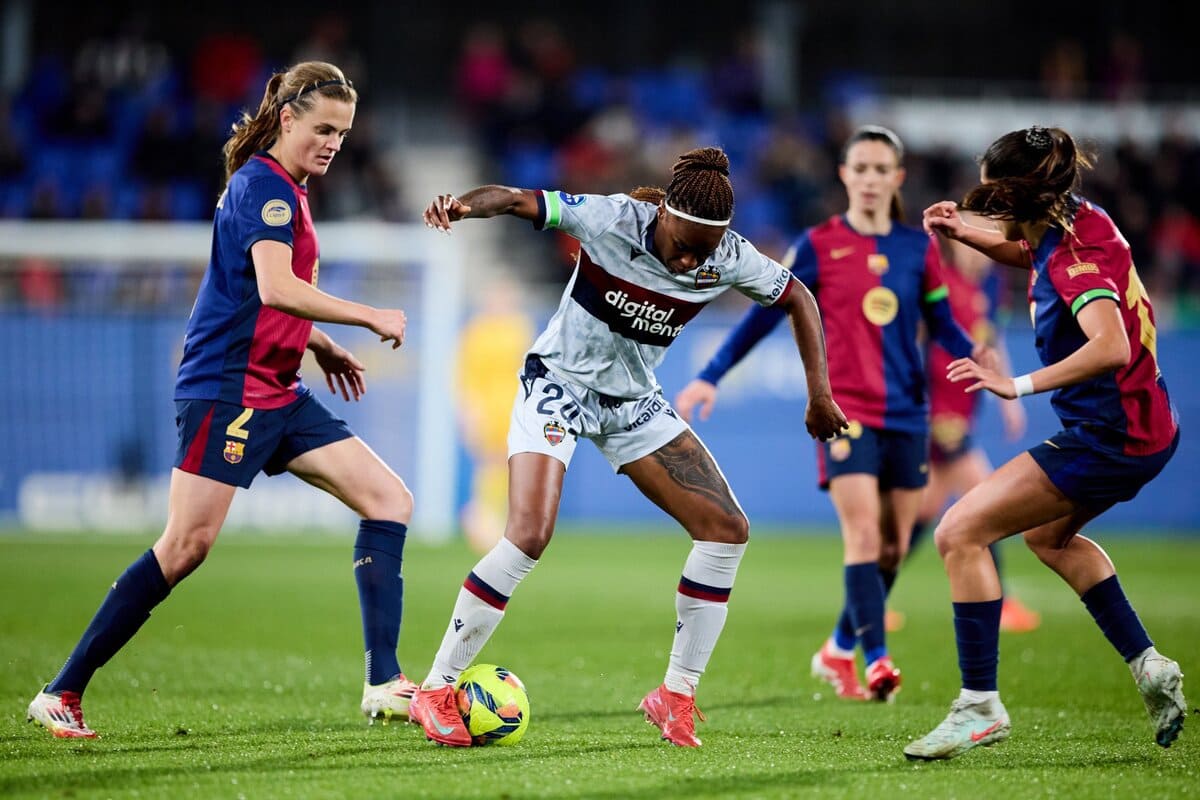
[223,440,245,464]
[543,421,566,446]
[694,266,721,288]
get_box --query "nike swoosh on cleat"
[433,719,457,736]
[970,720,1005,742]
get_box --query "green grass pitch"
[2,529,1197,799]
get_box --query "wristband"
[1013,374,1035,397]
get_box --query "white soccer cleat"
[27,687,97,739]
[903,696,1010,761]
[361,674,418,725]
[1131,651,1186,748]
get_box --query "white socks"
[423,538,537,689]
[665,541,746,695]
[958,688,1000,706]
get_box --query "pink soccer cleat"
[867,655,902,702]
[408,685,472,747]
[811,639,868,700]
[638,684,706,747]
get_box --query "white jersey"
[529,190,794,399]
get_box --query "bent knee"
[692,511,749,545]
[505,508,557,558]
[359,479,414,523]
[1023,529,1065,561]
[156,526,218,581]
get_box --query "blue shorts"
[173,392,354,488]
[1029,426,1179,509]
[816,424,929,491]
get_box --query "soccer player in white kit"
[412,148,848,747]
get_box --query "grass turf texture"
[1,530,1197,799]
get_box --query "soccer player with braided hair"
[905,126,1185,760]
[411,147,847,747]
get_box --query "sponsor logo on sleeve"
[261,198,293,226]
[1067,262,1100,278]
[558,191,586,206]
[769,269,790,300]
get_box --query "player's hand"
[946,357,1014,399]
[923,201,966,239]
[370,308,407,350]
[312,338,367,401]
[673,379,718,423]
[806,393,849,441]
[423,193,472,233]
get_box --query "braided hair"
[663,147,734,223]
[961,126,1094,234]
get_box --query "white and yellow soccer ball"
[455,664,530,746]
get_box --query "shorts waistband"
[522,355,627,409]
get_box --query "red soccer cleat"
[866,655,902,702]
[408,685,471,747]
[811,639,868,700]
[637,684,706,747]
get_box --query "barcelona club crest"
[694,266,721,288]
[543,421,566,446]
[223,440,245,464]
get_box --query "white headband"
[664,201,730,227]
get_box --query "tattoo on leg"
[650,432,740,518]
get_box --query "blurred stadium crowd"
[2,12,1198,321]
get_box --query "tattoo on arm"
[649,432,741,518]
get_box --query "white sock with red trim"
[664,541,746,695]
[422,538,537,689]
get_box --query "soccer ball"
[455,664,530,746]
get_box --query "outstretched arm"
[779,280,848,440]
[923,202,1031,270]
[252,240,407,348]
[424,186,541,231]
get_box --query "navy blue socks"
[953,598,1003,691]
[48,549,171,695]
[1081,575,1153,662]
[354,520,408,685]
[840,562,887,663]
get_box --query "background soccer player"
[675,126,990,702]
[410,147,847,748]
[27,62,420,737]
[905,126,1186,760]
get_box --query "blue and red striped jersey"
[175,153,318,409]
[699,215,973,434]
[1028,197,1176,455]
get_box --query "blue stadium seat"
[627,69,712,126]
[502,145,558,189]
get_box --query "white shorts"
[507,357,690,471]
